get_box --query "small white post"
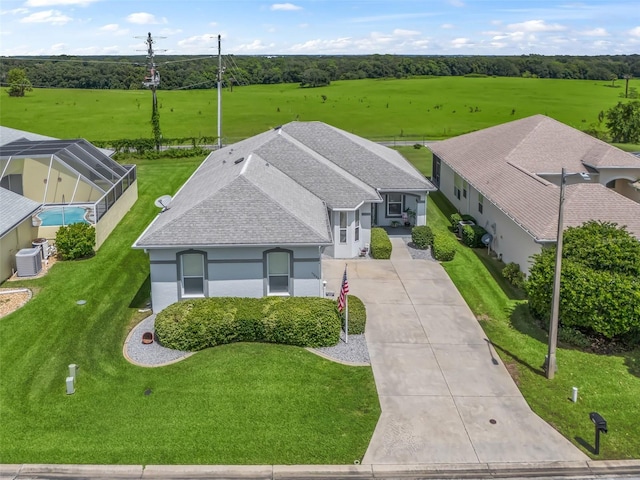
[66,376,75,395]
[69,364,77,378]
[571,387,578,403]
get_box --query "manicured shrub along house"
[134,121,435,313]
[429,115,640,275]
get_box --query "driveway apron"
[322,238,588,465]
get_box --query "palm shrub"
[55,223,96,260]
[411,225,434,249]
[371,227,392,259]
[432,232,457,261]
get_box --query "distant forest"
[1,54,638,90]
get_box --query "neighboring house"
[0,187,41,281]
[134,121,435,312]
[0,128,138,281]
[429,114,640,275]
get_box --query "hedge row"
[371,227,392,259]
[155,297,341,351]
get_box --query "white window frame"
[454,173,462,200]
[339,211,348,244]
[267,251,290,296]
[355,209,360,242]
[180,252,205,298]
[386,194,403,217]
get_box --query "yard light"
[545,168,590,379]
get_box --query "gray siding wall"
[148,245,322,313]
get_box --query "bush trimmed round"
[411,225,434,249]
[433,232,457,261]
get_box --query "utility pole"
[140,32,163,150]
[217,34,225,149]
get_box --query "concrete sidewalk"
[323,238,588,465]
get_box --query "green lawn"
[404,147,640,459]
[1,77,638,144]
[0,156,380,465]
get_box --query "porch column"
[416,193,427,226]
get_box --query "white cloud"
[448,0,465,7]
[507,20,566,32]
[298,23,309,28]
[393,28,420,37]
[580,27,608,36]
[1,7,29,15]
[50,42,66,52]
[233,39,275,52]
[630,26,640,37]
[290,37,353,52]
[451,37,472,48]
[270,3,302,11]
[441,23,454,29]
[126,12,167,25]
[177,34,218,48]
[25,0,97,6]
[209,21,218,27]
[99,23,119,32]
[20,10,71,25]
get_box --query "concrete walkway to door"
[322,238,588,465]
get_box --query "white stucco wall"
[439,161,542,275]
[148,245,322,313]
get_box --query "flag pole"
[344,264,348,344]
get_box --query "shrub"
[449,213,462,228]
[502,262,526,289]
[461,224,488,248]
[55,222,96,260]
[155,297,341,351]
[558,326,591,349]
[433,232,457,261]
[411,225,434,249]
[413,143,422,149]
[371,227,392,259]
[346,295,366,334]
[527,221,640,342]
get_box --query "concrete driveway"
[322,238,588,465]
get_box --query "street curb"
[2,460,640,479]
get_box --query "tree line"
[1,54,638,91]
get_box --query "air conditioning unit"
[15,247,42,277]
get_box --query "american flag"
[337,265,349,313]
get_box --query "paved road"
[323,238,588,465]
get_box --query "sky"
[1,0,639,57]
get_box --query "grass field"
[408,147,640,459]
[0,156,380,465]
[1,76,637,143]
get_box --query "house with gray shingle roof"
[134,121,435,312]
[429,114,640,275]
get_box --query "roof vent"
[274,125,282,131]
[234,157,245,165]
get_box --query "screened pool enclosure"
[0,138,137,247]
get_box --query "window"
[339,212,348,243]
[181,253,205,296]
[267,251,290,295]
[454,174,462,200]
[386,194,403,216]
[433,157,441,187]
[355,209,360,242]
[463,180,468,199]
[478,194,484,214]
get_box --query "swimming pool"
[37,207,89,226]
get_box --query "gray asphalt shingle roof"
[429,115,640,242]
[0,187,41,237]
[135,121,434,248]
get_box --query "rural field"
[1,76,636,143]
